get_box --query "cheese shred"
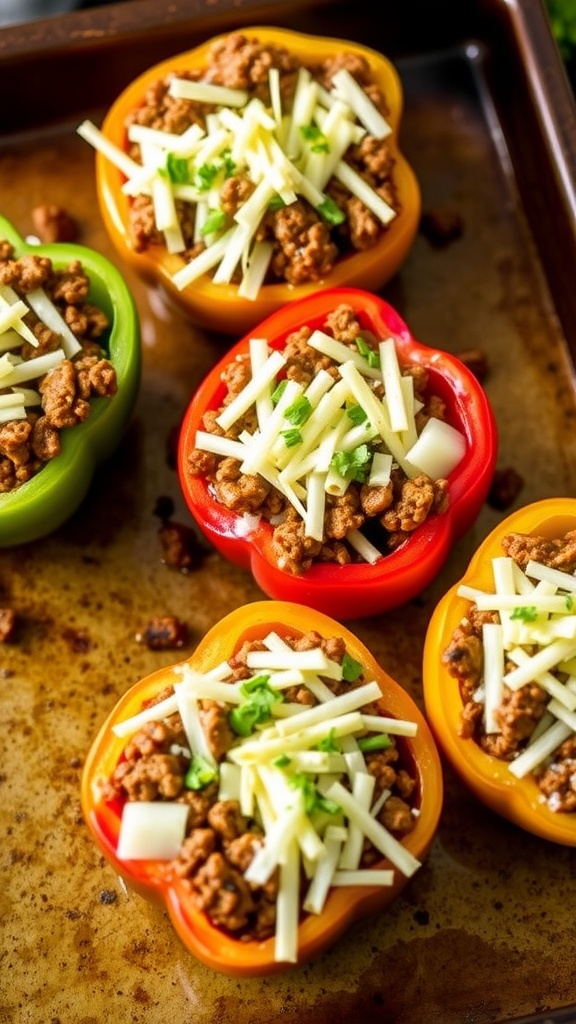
[456,554,576,791]
[111,638,423,963]
[77,45,402,303]
[193,331,466,562]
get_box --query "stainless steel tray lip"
[508,0,576,221]
[0,0,334,58]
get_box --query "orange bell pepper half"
[423,497,576,846]
[82,600,443,976]
[92,26,421,336]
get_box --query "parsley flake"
[510,606,539,622]
[200,208,227,236]
[346,403,368,426]
[356,337,380,368]
[164,153,192,184]
[284,395,312,427]
[281,428,303,448]
[331,444,372,483]
[229,676,283,737]
[300,124,330,153]
[341,652,364,682]
[184,754,219,790]
[317,197,346,226]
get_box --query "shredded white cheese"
[482,623,504,734]
[193,331,466,561]
[0,295,38,346]
[117,802,189,860]
[77,50,401,302]
[330,67,392,139]
[457,553,576,784]
[404,417,467,480]
[0,348,66,388]
[110,639,422,962]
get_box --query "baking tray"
[1,1,576,1022]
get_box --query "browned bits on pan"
[158,520,203,572]
[0,607,16,642]
[487,467,525,510]
[135,615,189,650]
[420,206,464,247]
[31,204,79,244]
[98,889,118,905]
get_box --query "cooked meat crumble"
[104,630,418,941]
[443,529,576,813]
[31,203,79,245]
[0,606,16,642]
[187,302,451,574]
[0,242,117,493]
[135,615,189,651]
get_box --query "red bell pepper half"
[177,286,498,619]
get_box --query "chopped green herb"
[164,153,192,184]
[284,395,312,427]
[357,734,393,753]
[346,403,368,426]
[331,444,372,483]
[300,124,330,153]
[566,594,574,611]
[195,162,220,191]
[221,152,236,179]
[271,379,288,404]
[184,754,219,790]
[356,337,380,368]
[288,772,340,815]
[315,792,341,815]
[240,673,272,694]
[510,606,539,622]
[200,208,227,236]
[194,151,235,192]
[315,728,341,753]
[273,753,292,768]
[317,197,346,226]
[268,194,286,211]
[229,677,283,736]
[341,652,364,682]
[229,702,261,737]
[281,428,303,448]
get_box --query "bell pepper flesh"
[94,25,421,336]
[422,497,576,846]
[81,600,444,976]
[0,215,141,547]
[177,286,498,620]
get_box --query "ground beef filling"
[103,630,418,941]
[442,529,576,813]
[124,32,400,287]
[0,241,117,492]
[187,302,450,574]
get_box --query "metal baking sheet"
[1,2,576,1021]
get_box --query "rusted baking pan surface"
[1,2,576,1023]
